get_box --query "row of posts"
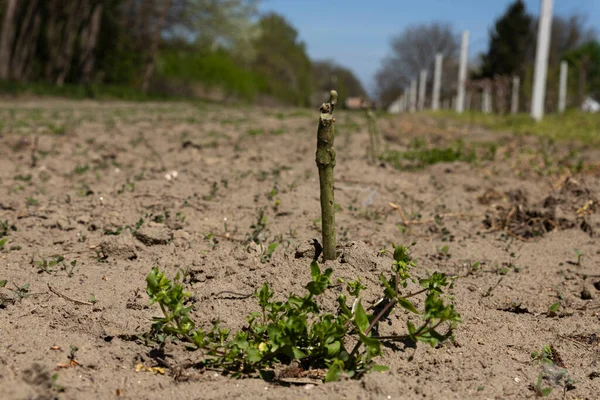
[393,0,566,119]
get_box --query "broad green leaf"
[393,245,407,262]
[398,297,419,314]
[233,338,248,350]
[310,261,320,281]
[548,302,560,312]
[305,281,319,296]
[146,268,160,293]
[0,279,7,287]
[266,242,279,255]
[191,330,205,347]
[358,331,380,350]
[416,328,448,347]
[325,359,344,382]
[407,320,416,337]
[246,348,262,363]
[354,300,369,334]
[416,334,439,347]
[291,346,307,359]
[338,299,353,320]
[181,305,193,315]
[257,283,273,305]
[288,295,305,308]
[379,273,395,298]
[267,325,282,351]
[326,341,341,357]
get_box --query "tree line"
[0,0,366,105]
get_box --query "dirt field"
[1,98,599,400]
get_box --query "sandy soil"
[0,99,599,400]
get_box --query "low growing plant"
[573,248,583,266]
[0,219,16,238]
[144,244,459,381]
[380,139,477,170]
[246,208,268,245]
[35,255,65,274]
[530,344,576,397]
[260,242,279,263]
[364,107,381,163]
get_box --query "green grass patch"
[380,139,478,170]
[247,128,265,136]
[269,128,285,135]
[429,110,600,145]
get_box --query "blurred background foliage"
[0,0,366,105]
[0,0,597,108]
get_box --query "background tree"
[476,0,597,111]
[251,12,312,106]
[0,0,17,80]
[0,0,262,92]
[375,22,459,107]
[564,40,600,101]
[479,0,532,78]
[167,0,259,59]
[0,0,362,104]
[311,60,366,102]
[546,14,596,66]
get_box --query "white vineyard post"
[410,78,417,113]
[432,53,443,111]
[456,31,469,113]
[511,76,520,114]
[531,0,553,121]
[558,60,568,114]
[418,69,428,111]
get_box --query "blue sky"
[258,0,599,93]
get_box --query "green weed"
[431,110,600,146]
[34,256,77,277]
[14,174,32,182]
[26,197,39,207]
[573,248,583,266]
[530,344,576,397]
[247,128,265,136]
[380,140,477,170]
[74,165,90,175]
[246,208,268,245]
[202,182,219,201]
[269,128,285,135]
[117,180,135,194]
[260,242,279,263]
[144,244,459,381]
[12,282,31,301]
